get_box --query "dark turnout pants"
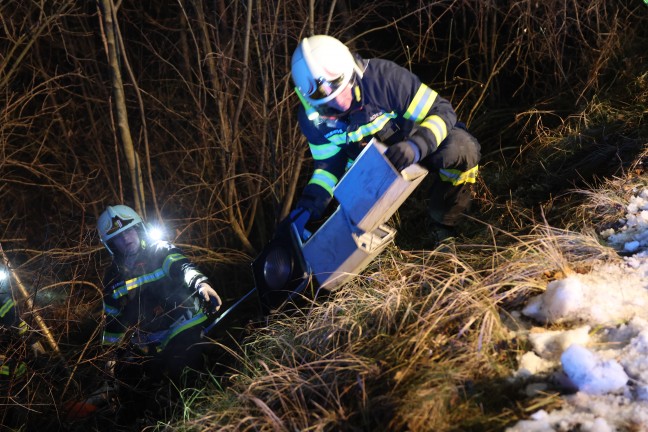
[113,328,205,422]
[418,126,481,227]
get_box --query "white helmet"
[291,35,364,107]
[97,205,144,254]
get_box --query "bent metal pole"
[0,242,61,354]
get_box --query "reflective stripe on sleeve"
[14,361,27,377]
[308,169,338,196]
[345,113,397,143]
[112,270,165,299]
[420,114,448,146]
[110,253,185,300]
[0,298,15,318]
[0,361,26,378]
[404,84,438,123]
[321,112,399,147]
[309,142,342,160]
[162,253,185,276]
[18,320,27,336]
[102,331,124,345]
[103,303,120,316]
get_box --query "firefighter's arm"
[403,84,456,160]
[293,107,348,220]
[168,249,222,314]
[160,243,220,313]
[101,315,126,347]
[101,279,127,347]
[380,60,457,160]
[295,153,347,220]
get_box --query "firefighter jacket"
[101,240,210,353]
[0,292,29,380]
[296,57,458,219]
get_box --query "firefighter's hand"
[288,207,311,240]
[197,282,222,314]
[30,341,46,357]
[384,140,420,171]
[105,359,116,378]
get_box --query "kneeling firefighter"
[284,35,481,243]
[95,204,223,422]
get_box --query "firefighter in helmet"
[0,267,45,427]
[286,35,481,242]
[0,277,29,383]
[96,204,222,421]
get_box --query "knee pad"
[420,127,481,172]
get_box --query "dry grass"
[169,222,623,431]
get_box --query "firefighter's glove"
[104,359,116,379]
[197,282,222,314]
[289,207,311,240]
[384,140,420,171]
[30,341,46,358]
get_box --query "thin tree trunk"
[113,14,161,221]
[192,0,254,253]
[97,0,146,216]
[0,244,60,355]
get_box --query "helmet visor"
[308,75,346,103]
[311,73,356,118]
[105,215,137,237]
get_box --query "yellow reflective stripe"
[308,169,338,195]
[346,112,397,143]
[421,115,448,145]
[18,320,27,335]
[112,269,164,299]
[439,165,479,185]
[0,362,27,378]
[321,113,398,147]
[404,84,438,122]
[112,253,185,300]
[14,361,27,377]
[0,297,15,318]
[310,113,399,154]
[310,142,342,160]
[102,331,124,345]
[156,312,208,352]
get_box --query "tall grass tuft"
[174,223,620,431]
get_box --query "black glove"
[384,140,420,171]
[288,207,311,240]
[274,206,313,243]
